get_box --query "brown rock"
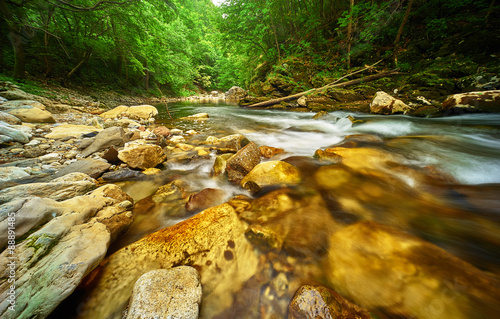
[442,90,500,113]
[370,91,412,115]
[226,142,260,184]
[118,144,167,170]
[259,145,285,158]
[185,188,226,213]
[153,126,171,138]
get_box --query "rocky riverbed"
[1,83,500,319]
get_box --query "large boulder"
[0,111,21,125]
[99,105,129,119]
[226,141,261,184]
[81,127,127,157]
[125,267,202,319]
[118,144,167,170]
[45,124,100,139]
[324,221,500,319]
[126,105,158,120]
[0,100,46,111]
[225,86,248,100]
[0,184,133,319]
[75,203,259,319]
[370,91,412,115]
[0,173,97,205]
[442,90,500,113]
[240,161,302,192]
[7,107,55,123]
[288,285,371,319]
[0,121,30,143]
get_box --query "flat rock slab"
[45,124,100,139]
[53,159,111,179]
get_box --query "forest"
[0,0,499,97]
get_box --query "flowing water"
[68,101,500,319]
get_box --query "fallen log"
[245,69,402,108]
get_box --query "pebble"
[171,129,183,135]
[10,148,23,154]
[64,150,79,159]
[40,152,61,163]
[170,136,185,143]
[25,139,41,146]
[39,144,51,150]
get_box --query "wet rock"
[226,142,260,184]
[0,111,21,125]
[0,184,133,319]
[152,180,186,203]
[0,167,29,182]
[0,122,30,143]
[244,224,283,252]
[212,153,233,176]
[205,134,250,151]
[180,113,209,121]
[118,144,166,170]
[312,110,329,119]
[325,221,500,319]
[442,90,500,113]
[288,285,371,319]
[370,91,412,115]
[7,107,55,123]
[54,159,111,179]
[259,145,285,158]
[101,167,146,182]
[81,127,127,157]
[240,161,302,192]
[185,188,226,213]
[125,267,202,319]
[76,203,259,319]
[225,86,248,100]
[0,172,97,204]
[313,148,342,162]
[45,124,100,139]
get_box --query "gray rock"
[82,127,127,157]
[125,267,202,319]
[54,159,111,179]
[225,86,248,100]
[0,121,30,143]
[0,167,29,182]
[0,100,46,111]
[101,168,146,182]
[0,185,134,319]
[0,88,34,100]
[226,141,261,184]
[0,111,21,125]
[0,135,13,144]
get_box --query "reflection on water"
[75,101,500,319]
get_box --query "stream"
[72,101,500,318]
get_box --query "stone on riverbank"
[45,124,100,139]
[81,126,127,157]
[125,267,202,319]
[370,91,412,115]
[7,107,55,123]
[53,159,111,179]
[226,141,261,184]
[225,86,248,100]
[76,203,259,319]
[0,184,133,319]
[0,111,21,125]
[118,144,167,170]
[0,121,30,143]
[442,90,500,113]
[100,105,158,120]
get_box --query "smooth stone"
[126,105,158,120]
[7,108,55,123]
[370,91,412,115]
[240,161,301,192]
[53,159,111,179]
[180,113,209,121]
[39,152,61,163]
[0,100,46,110]
[0,167,29,182]
[81,127,127,157]
[99,105,129,119]
[125,267,202,319]
[45,124,100,139]
[185,188,226,213]
[101,168,146,183]
[0,121,30,143]
[118,144,167,170]
[0,111,21,125]
[226,142,261,184]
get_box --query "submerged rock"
[324,221,500,319]
[76,203,259,319]
[185,188,226,213]
[370,91,412,115]
[125,267,202,319]
[240,161,301,192]
[288,285,371,319]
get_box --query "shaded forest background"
[0,0,499,97]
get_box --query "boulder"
[0,184,134,319]
[288,285,371,319]
[225,86,248,100]
[370,91,412,115]
[240,161,302,192]
[81,127,127,157]
[442,90,500,113]
[53,159,111,179]
[259,145,285,158]
[0,173,97,204]
[205,134,250,151]
[126,105,158,120]
[0,88,34,100]
[118,144,167,170]
[185,188,226,213]
[125,267,202,319]
[0,121,30,143]
[297,96,307,107]
[212,153,233,176]
[0,100,46,110]
[0,167,29,182]
[101,168,146,183]
[45,124,100,139]
[99,105,129,119]
[226,142,261,184]
[0,111,21,125]
[75,203,259,319]
[324,221,500,319]
[7,108,55,123]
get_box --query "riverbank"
[1,83,500,319]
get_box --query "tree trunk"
[67,49,92,79]
[0,0,26,79]
[144,60,149,90]
[347,0,354,68]
[246,69,401,108]
[393,0,413,65]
